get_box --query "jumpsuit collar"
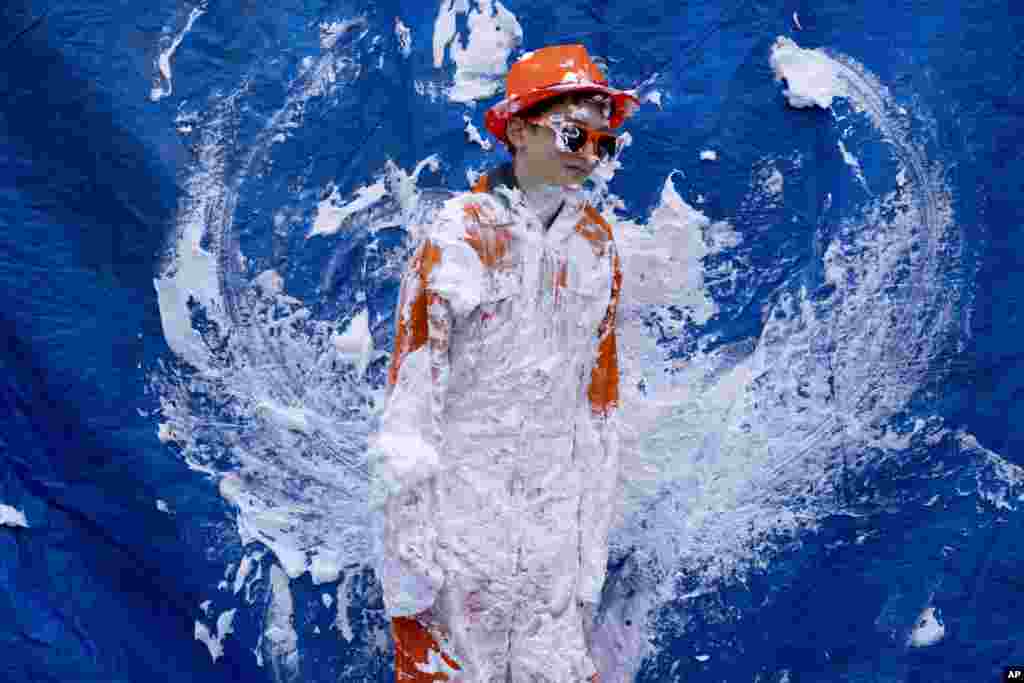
[487,162,581,235]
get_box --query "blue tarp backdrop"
[1,1,1023,681]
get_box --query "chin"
[562,169,590,184]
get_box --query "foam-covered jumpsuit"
[376,165,622,682]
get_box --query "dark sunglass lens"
[562,125,587,152]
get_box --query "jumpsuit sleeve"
[577,240,623,606]
[379,240,451,618]
[426,292,454,453]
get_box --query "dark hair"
[507,91,611,156]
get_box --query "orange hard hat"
[484,44,640,146]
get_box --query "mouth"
[563,160,591,175]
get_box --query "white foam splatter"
[263,564,300,678]
[415,79,449,102]
[331,309,375,376]
[310,547,345,586]
[587,37,965,681]
[233,548,266,601]
[154,145,439,595]
[153,86,242,372]
[0,504,29,528]
[770,36,842,109]
[395,17,412,58]
[837,139,870,192]
[463,113,494,150]
[148,17,969,679]
[156,422,180,447]
[908,607,944,647]
[219,473,309,579]
[310,156,442,240]
[644,90,663,108]
[310,181,389,238]
[334,571,357,642]
[627,72,662,111]
[195,608,237,662]
[614,173,731,328]
[175,106,200,135]
[465,166,485,187]
[433,0,523,102]
[320,17,366,50]
[962,432,1024,511]
[700,150,718,161]
[761,166,784,197]
[150,3,207,102]
[150,8,439,590]
[433,0,467,67]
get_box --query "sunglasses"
[527,115,621,161]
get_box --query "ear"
[506,117,527,153]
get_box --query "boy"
[378,44,639,682]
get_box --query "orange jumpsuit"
[377,165,621,682]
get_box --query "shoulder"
[579,204,617,244]
[418,190,514,316]
[433,189,508,233]
[572,203,620,268]
[429,190,513,269]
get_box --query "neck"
[510,159,566,227]
[513,155,561,193]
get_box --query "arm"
[379,241,450,618]
[577,242,623,607]
[426,292,453,454]
[577,411,620,605]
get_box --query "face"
[507,97,613,188]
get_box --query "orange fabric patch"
[463,222,512,269]
[462,193,512,269]
[391,617,460,681]
[462,202,486,224]
[581,208,621,416]
[388,240,441,387]
[579,205,612,248]
[471,173,490,194]
[587,262,621,414]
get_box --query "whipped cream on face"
[523,182,569,229]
